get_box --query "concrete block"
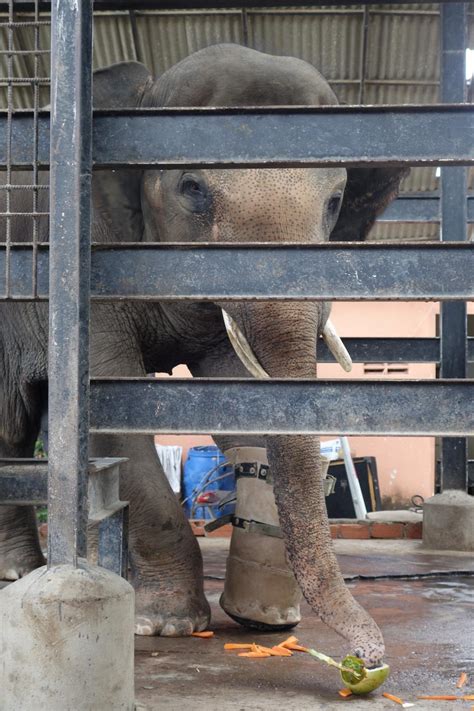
[423,490,474,552]
[367,510,423,523]
[0,561,134,710]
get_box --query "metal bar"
[98,507,129,579]
[357,5,369,105]
[89,379,474,436]
[88,243,474,301]
[1,243,473,301]
[380,196,474,223]
[2,106,474,169]
[319,338,450,364]
[440,3,468,493]
[47,0,93,567]
[4,0,13,298]
[0,0,467,9]
[0,461,47,505]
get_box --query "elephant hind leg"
[90,432,210,637]
[0,382,46,581]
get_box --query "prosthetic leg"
[217,447,332,630]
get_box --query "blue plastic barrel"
[183,446,235,520]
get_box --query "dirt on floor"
[135,539,474,710]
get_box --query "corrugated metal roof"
[1,5,473,241]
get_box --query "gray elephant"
[0,44,406,665]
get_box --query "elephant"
[0,43,407,666]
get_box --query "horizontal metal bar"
[0,457,127,510]
[0,461,46,505]
[1,106,474,169]
[1,243,473,301]
[0,0,463,8]
[321,338,474,364]
[89,378,474,436]
[380,196,474,223]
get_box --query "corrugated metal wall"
[2,4,473,240]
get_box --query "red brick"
[338,523,370,539]
[330,524,340,539]
[189,519,206,537]
[405,522,423,539]
[205,524,233,538]
[370,522,404,539]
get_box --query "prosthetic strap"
[205,513,283,538]
[204,449,335,537]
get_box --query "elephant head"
[93,44,407,665]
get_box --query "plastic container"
[182,446,235,519]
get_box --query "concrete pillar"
[0,561,134,710]
[423,490,474,552]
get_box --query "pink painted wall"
[319,302,437,506]
[156,301,442,507]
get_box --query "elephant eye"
[178,173,210,213]
[327,194,342,218]
[180,174,205,197]
[325,192,343,230]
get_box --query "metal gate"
[0,0,472,696]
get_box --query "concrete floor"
[135,539,474,711]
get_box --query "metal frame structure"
[0,0,472,572]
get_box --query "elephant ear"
[92,62,153,243]
[330,167,409,242]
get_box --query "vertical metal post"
[48,0,93,566]
[440,3,468,491]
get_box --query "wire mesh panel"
[0,0,50,299]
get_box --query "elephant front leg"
[0,439,45,581]
[189,348,302,632]
[90,432,210,636]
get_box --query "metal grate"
[0,0,50,299]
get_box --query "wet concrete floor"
[135,539,474,711]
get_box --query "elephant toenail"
[160,623,177,637]
[4,569,20,581]
[135,618,154,636]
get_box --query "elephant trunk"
[222,301,384,666]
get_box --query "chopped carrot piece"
[462,696,474,701]
[224,643,254,650]
[270,646,293,656]
[382,692,406,706]
[238,651,271,658]
[284,643,309,653]
[457,673,468,689]
[277,635,298,649]
[417,696,458,701]
[191,631,214,638]
[338,688,353,698]
[252,645,284,657]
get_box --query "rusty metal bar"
[2,106,474,169]
[47,0,93,567]
[89,378,474,437]
[439,3,469,493]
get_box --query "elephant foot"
[0,544,45,581]
[224,609,298,633]
[0,506,46,581]
[134,582,210,636]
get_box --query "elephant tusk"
[322,318,352,373]
[222,309,269,379]
[222,310,352,376]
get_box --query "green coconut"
[340,655,390,695]
[307,649,390,696]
